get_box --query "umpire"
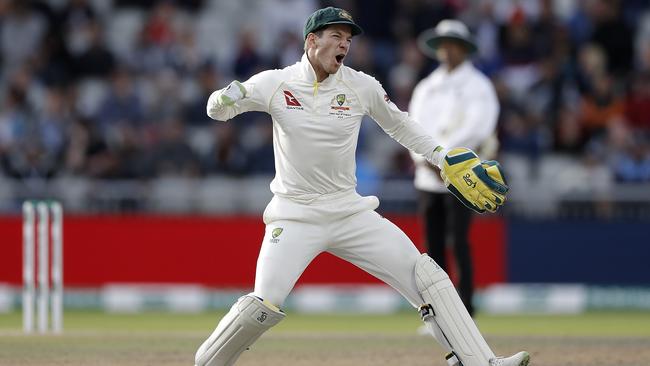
[409,20,500,316]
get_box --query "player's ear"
[307,33,318,48]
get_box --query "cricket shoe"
[489,351,530,366]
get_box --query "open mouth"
[335,54,345,65]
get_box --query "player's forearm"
[368,87,445,167]
[383,117,446,168]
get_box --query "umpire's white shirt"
[409,61,499,193]
[208,54,440,204]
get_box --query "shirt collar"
[300,53,341,87]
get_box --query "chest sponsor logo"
[283,90,303,110]
[330,93,352,118]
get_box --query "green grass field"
[1,311,649,365]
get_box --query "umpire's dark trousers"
[418,190,475,316]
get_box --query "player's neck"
[306,53,329,82]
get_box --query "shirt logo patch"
[329,92,352,118]
[283,90,303,110]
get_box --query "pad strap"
[446,352,462,366]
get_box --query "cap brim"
[417,28,477,58]
[315,21,363,37]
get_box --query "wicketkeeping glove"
[217,80,247,107]
[439,148,509,214]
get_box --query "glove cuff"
[217,81,246,107]
[430,146,450,169]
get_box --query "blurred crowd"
[1,0,649,184]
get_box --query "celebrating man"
[194,7,528,366]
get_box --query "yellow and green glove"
[439,147,508,214]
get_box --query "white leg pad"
[195,294,285,366]
[415,254,495,366]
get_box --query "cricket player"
[410,20,501,317]
[195,7,529,366]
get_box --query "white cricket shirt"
[208,54,441,203]
[409,60,499,193]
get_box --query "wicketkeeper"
[194,7,529,366]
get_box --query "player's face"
[308,24,353,81]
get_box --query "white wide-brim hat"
[417,19,477,58]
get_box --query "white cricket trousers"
[254,189,424,308]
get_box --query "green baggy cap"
[303,7,363,39]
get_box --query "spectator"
[387,39,426,110]
[499,102,546,160]
[63,117,92,176]
[0,0,47,74]
[36,87,70,166]
[243,120,274,175]
[497,8,541,100]
[525,57,566,132]
[148,117,200,177]
[143,0,176,47]
[575,43,608,94]
[233,29,265,80]
[392,0,456,42]
[499,7,538,66]
[60,0,97,57]
[171,23,205,75]
[70,20,116,80]
[273,29,304,69]
[625,71,650,133]
[612,138,650,182]
[588,0,634,77]
[635,11,650,70]
[345,37,380,78]
[147,67,184,121]
[202,123,248,176]
[554,104,586,154]
[131,0,180,73]
[95,67,143,131]
[607,121,650,182]
[63,117,119,178]
[578,72,625,140]
[531,0,559,60]
[183,62,221,126]
[472,0,501,75]
[0,84,34,176]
